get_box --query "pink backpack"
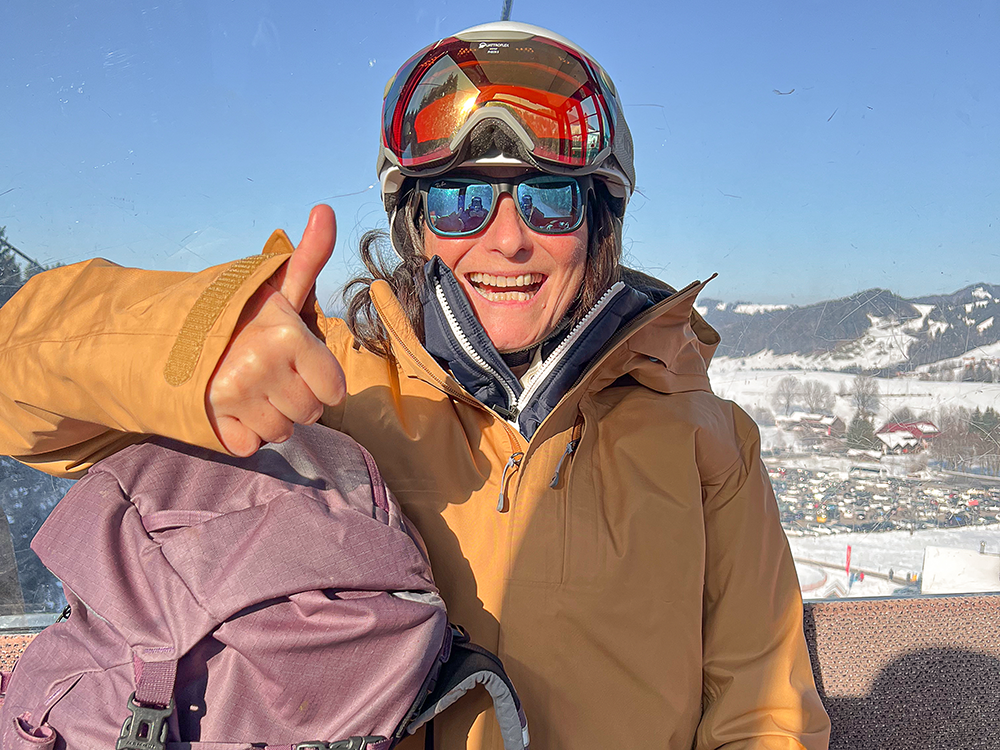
[0,425,528,750]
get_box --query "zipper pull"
[549,439,580,488]
[494,404,520,422]
[497,451,524,512]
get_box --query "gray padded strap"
[406,636,529,750]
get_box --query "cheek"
[421,225,441,260]
[423,225,471,268]
[553,231,589,290]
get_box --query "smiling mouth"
[467,272,546,302]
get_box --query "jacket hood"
[609,277,720,396]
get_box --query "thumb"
[280,204,337,312]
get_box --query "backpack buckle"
[116,692,173,750]
[295,738,385,750]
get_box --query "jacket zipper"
[549,418,584,489]
[374,299,529,513]
[434,278,707,510]
[434,280,519,418]
[514,282,626,413]
[517,278,711,470]
[434,279,629,427]
[430,280,625,510]
[380,277,710,514]
[497,452,524,512]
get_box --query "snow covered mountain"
[698,284,1000,373]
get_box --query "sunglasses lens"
[517,177,584,233]
[426,181,495,235]
[424,176,586,236]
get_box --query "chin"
[482,319,544,353]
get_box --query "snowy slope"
[790,523,1000,599]
[701,283,1000,372]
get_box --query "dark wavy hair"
[342,178,626,359]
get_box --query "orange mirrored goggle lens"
[383,36,618,171]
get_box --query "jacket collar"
[419,257,524,421]
[417,257,655,439]
[368,270,719,439]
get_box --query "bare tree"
[746,405,775,426]
[801,380,835,414]
[887,406,916,424]
[930,406,974,472]
[970,407,1000,476]
[1,227,25,308]
[770,376,800,416]
[850,374,880,418]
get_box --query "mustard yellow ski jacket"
[0,230,830,749]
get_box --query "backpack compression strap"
[117,656,393,750]
[116,657,177,750]
[405,629,530,750]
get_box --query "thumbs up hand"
[206,205,346,456]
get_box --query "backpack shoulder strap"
[405,627,529,750]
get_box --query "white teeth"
[472,288,533,302]
[468,272,543,289]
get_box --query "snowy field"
[706,358,1000,599]
[708,363,1000,426]
[790,523,1000,599]
[697,310,1000,598]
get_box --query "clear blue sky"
[2,0,997,308]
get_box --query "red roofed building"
[875,421,941,453]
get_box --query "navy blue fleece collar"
[419,257,660,439]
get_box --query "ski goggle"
[418,174,591,237]
[382,35,620,172]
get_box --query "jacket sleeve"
[696,406,831,750]
[0,232,296,478]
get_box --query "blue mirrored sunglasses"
[418,174,592,238]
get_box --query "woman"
[0,21,829,750]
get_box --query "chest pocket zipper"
[497,452,524,512]
[549,418,585,489]
[549,439,579,489]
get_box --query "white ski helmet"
[377,21,635,220]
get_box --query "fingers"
[293,332,347,407]
[212,358,336,457]
[213,407,295,458]
[280,204,337,312]
[209,361,314,456]
[206,288,346,456]
[265,361,336,428]
[214,415,263,457]
[205,206,342,457]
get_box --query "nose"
[484,194,531,258]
